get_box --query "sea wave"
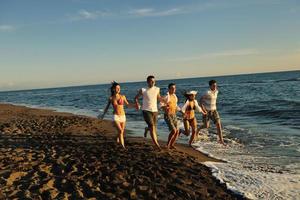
[193,136,300,200]
[261,99,300,108]
[240,80,272,84]
[204,161,300,200]
[276,78,300,83]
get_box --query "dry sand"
[0,103,245,199]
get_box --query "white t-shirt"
[141,86,160,112]
[201,89,218,111]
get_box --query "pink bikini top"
[117,97,124,105]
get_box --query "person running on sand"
[101,81,135,149]
[134,75,165,150]
[199,80,225,145]
[180,91,207,146]
[160,83,181,149]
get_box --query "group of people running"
[101,75,225,150]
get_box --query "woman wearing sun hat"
[181,90,207,146]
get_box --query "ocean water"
[0,70,299,199]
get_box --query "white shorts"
[113,115,126,123]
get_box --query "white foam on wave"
[193,134,300,200]
[203,160,300,200]
[225,125,245,131]
[279,142,297,147]
[204,161,252,198]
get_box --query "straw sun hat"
[186,90,197,95]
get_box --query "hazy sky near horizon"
[1,0,300,91]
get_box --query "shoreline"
[0,103,245,199]
[0,102,223,163]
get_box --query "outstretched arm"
[123,95,136,108]
[100,98,111,119]
[157,91,167,105]
[199,95,207,114]
[195,100,207,115]
[159,95,168,112]
[181,100,188,114]
[176,103,181,112]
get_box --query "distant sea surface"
[1,70,299,199]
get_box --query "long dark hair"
[110,81,120,97]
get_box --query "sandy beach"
[0,103,245,199]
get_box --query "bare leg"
[216,121,225,145]
[197,119,210,135]
[114,121,125,148]
[149,125,161,150]
[189,119,197,146]
[120,122,126,148]
[167,131,173,147]
[197,123,206,134]
[144,127,149,138]
[204,121,210,129]
[181,120,190,136]
[167,129,177,149]
[169,129,179,149]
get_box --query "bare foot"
[170,146,177,150]
[218,140,226,146]
[166,144,171,150]
[156,145,162,151]
[194,134,199,142]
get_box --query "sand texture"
[0,103,245,199]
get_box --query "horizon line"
[0,69,299,93]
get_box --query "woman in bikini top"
[184,101,196,121]
[117,97,124,105]
[101,81,135,149]
[112,94,127,116]
[180,91,207,146]
[181,91,204,118]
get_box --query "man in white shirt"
[200,80,225,145]
[135,75,165,150]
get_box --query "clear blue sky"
[1,0,299,91]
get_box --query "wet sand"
[0,103,245,199]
